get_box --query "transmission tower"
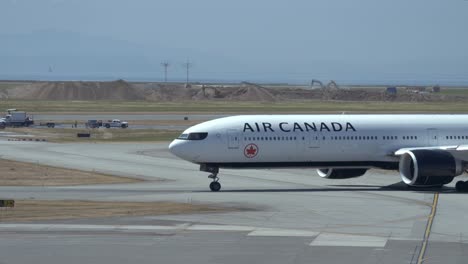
[160,61,170,82]
[182,59,193,84]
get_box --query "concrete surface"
[0,140,467,264]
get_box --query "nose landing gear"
[201,164,221,192]
[208,174,221,192]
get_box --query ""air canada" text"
[243,122,356,133]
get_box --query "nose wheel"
[208,174,221,192]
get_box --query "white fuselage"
[169,115,468,169]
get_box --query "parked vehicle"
[103,119,128,128]
[1,109,34,127]
[38,122,56,128]
[86,120,103,128]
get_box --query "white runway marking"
[310,233,388,247]
[187,225,255,232]
[0,223,316,237]
[247,228,319,237]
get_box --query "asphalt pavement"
[0,140,467,264]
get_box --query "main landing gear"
[200,164,221,192]
[455,181,468,192]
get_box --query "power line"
[160,61,170,82]
[182,59,193,84]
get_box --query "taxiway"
[0,140,467,264]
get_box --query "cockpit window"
[188,132,208,140]
[177,133,189,140]
[178,132,208,140]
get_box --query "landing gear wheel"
[456,181,467,192]
[209,181,221,192]
[208,173,221,192]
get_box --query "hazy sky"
[1,0,467,84]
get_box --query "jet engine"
[399,149,462,186]
[317,168,367,179]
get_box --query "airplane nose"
[169,139,185,159]
[168,140,179,154]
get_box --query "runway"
[0,140,467,263]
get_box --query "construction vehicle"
[310,79,324,89]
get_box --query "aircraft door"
[227,129,240,149]
[309,133,322,148]
[427,129,439,146]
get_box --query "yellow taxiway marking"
[417,192,439,264]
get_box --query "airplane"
[168,114,468,192]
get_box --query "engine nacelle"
[317,168,367,179]
[399,149,463,186]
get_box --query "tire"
[105,124,110,128]
[209,182,221,192]
[121,124,127,128]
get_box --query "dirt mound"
[225,82,277,102]
[140,84,198,101]
[11,80,144,100]
[3,80,465,103]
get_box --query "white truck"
[103,119,128,128]
[0,109,34,128]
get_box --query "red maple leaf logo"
[246,146,256,155]
[244,144,258,158]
